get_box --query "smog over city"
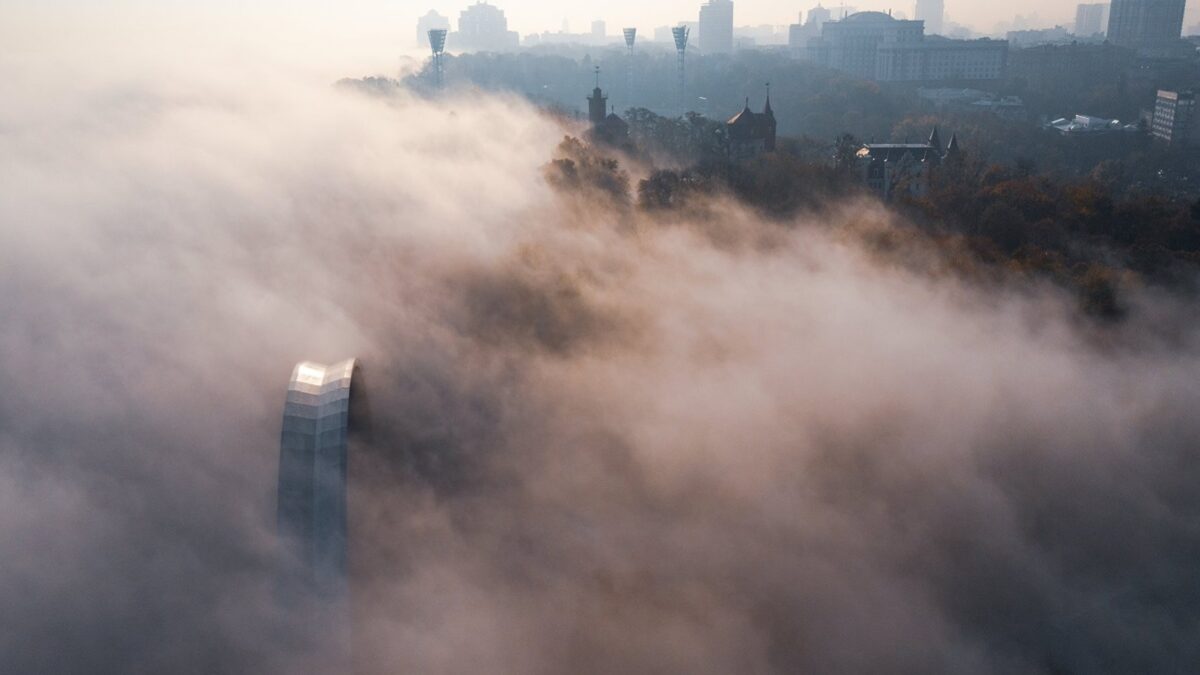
[3,1,1200,674]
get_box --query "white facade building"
[809,11,1007,82]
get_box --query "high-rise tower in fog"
[699,0,735,53]
[808,4,833,27]
[417,10,451,48]
[914,0,945,34]
[1107,0,1186,49]
[1075,3,1110,36]
[277,360,359,608]
[455,1,520,52]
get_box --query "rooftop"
[843,11,896,23]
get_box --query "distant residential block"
[1152,90,1198,145]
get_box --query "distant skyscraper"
[277,359,359,610]
[455,1,519,52]
[1107,0,1186,49]
[790,12,812,55]
[699,0,735,53]
[914,0,945,34]
[592,20,606,39]
[1075,3,1110,36]
[790,6,833,56]
[417,10,451,48]
[807,4,833,28]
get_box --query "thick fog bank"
[2,61,1200,675]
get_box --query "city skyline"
[10,0,1196,52]
[400,0,1193,38]
[398,0,1185,34]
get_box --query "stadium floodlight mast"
[671,25,690,115]
[623,28,637,109]
[428,29,448,90]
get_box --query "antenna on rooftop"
[428,29,448,90]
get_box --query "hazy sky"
[427,0,1089,33]
[7,0,1197,50]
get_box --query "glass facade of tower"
[277,359,357,605]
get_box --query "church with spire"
[726,86,777,161]
[586,67,629,146]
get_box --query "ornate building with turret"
[726,94,777,161]
[854,127,961,200]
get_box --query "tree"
[542,137,631,208]
[637,170,683,210]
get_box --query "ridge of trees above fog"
[344,54,1200,322]
[541,131,1200,322]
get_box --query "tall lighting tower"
[671,25,690,114]
[428,28,448,90]
[623,28,637,110]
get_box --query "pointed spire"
[594,66,601,89]
[744,96,751,110]
[764,82,773,116]
[928,126,942,151]
[946,132,960,155]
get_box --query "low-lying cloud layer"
[3,49,1200,675]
